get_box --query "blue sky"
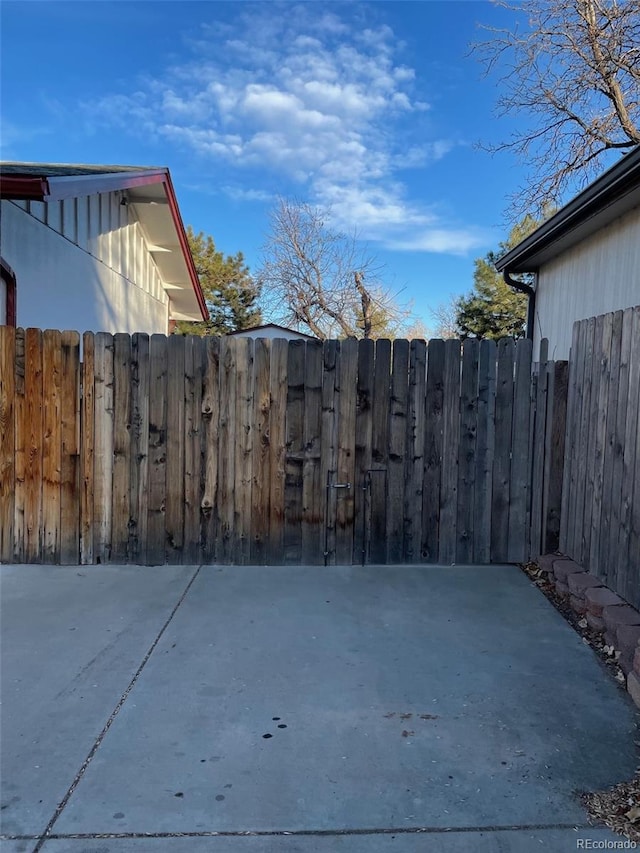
[2,1,533,330]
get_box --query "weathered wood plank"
[334,338,358,565]
[60,331,80,564]
[491,338,514,563]
[217,338,236,563]
[165,335,186,563]
[13,329,26,562]
[581,314,604,566]
[588,314,613,575]
[566,321,588,561]
[597,311,624,580]
[422,340,445,563]
[24,329,44,562]
[301,340,323,565]
[129,333,150,564]
[543,361,568,555]
[439,339,461,564]
[250,338,271,564]
[473,339,496,563]
[183,336,202,565]
[574,318,596,564]
[200,337,220,563]
[508,338,533,562]
[42,330,62,563]
[529,340,549,559]
[0,326,16,563]
[234,338,254,564]
[387,339,409,564]
[405,339,426,563]
[93,333,114,563]
[618,306,640,602]
[284,339,305,564]
[559,321,581,553]
[368,339,391,564]
[353,339,374,565]
[320,340,340,565]
[268,339,288,563]
[456,338,479,563]
[80,332,95,565]
[111,333,132,563]
[147,334,168,565]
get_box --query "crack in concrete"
[31,565,203,853]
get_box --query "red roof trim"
[0,176,49,200]
[163,171,209,322]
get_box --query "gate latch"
[332,482,351,489]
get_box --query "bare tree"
[258,199,409,339]
[475,0,640,216]
[429,296,461,339]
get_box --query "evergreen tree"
[175,227,261,336]
[455,215,541,340]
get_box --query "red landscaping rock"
[585,586,625,617]
[552,558,582,583]
[537,554,561,575]
[617,626,640,675]
[586,612,605,632]
[567,572,603,599]
[627,671,640,710]
[603,604,640,634]
[570,595,587,615]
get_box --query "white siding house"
[0,164,207,334]
[227,323,317,341]
[496,147,640,359]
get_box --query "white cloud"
[82,3,481,255]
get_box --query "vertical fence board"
[24,329,44,562]
[42,330,62,563]
[165,335,186,563]
[588,315,613,575]
[200,337,220,563]
[543,361,568,555]
[319,340,339,565]
[368,339,390,564]
[566,321,587,561]
[301,340,323,565]
[147,334,167,565]
[183,335,202,565]
[218,338,236,563]
[353,339,374,565]
[507,339,532,562]
[0,327,15,562]
[582,315,604,564]
[574,318,596,565]
[617,307,640,601]
[530,340,549,560]
[93,333,114,563]
[129,333,150,564]
[422,340,445,563]
[111,333,132,563]
[250,338,271,564]
[491,338,515,562]
[473,340,496,563]
[456,338,479,563]
[80,332,95,565]
[405,339,426,562]
[597,311,623,578]
[387,339,409,563]
[284,340,305,564]
[335,338,358,565]
[234,338,254,564]
[560,322,580,553]
[60,331,80,564]
[439,339,461,564]
[268,339,288,563]
[13,329,26,562]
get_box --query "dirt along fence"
[0,329,568,568]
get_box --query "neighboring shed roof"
[496,146,640,275]
[227,323,318,340]
[0,162,208,322]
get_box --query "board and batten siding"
[0,194,169,334]
[533,204,640,360]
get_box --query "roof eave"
[495,146,640,274]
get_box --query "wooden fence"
[560,306,640,608]
[0,329,558,567]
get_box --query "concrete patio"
[1,563,637,852]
